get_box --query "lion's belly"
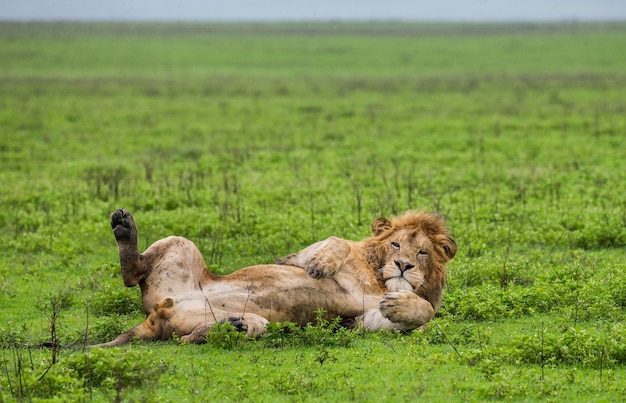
[211,265,382,324]
[140,267,205,313]
[141,263,381,325]
[139,239,213,313]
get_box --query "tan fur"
[280,211,457,331]
[90,209,455,347]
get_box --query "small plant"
[0,325,84,401]
[1,326,30,401]
[262,321,302,348]
[83,164,129,200]
[204,320,246,350]
[89,284,142,316]
[86,314,137,346]
[35,287,74,364]
[508,324,613,367]
[66,347,167,401]
[302,310,354,348]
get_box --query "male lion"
[90,208,455,347]
[279,212,457,330]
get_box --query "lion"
[278,212,457,330]
[89,208,455,347]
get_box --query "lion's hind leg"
[180,313,269,344]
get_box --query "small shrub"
[35,287,74,313]
[260,311,354,349]
[442,284,558,321]
[262,321,302,348]
[77,263,122,292]
[302,310,353,348]
[0,326,84,401]
[83,164,129,200]
[205,320,246,350]
[86,314,137,345]
[414,319,492,348]
[89,284,142,316]
[36,287,75,363]
[507,323,626,367]
[66,348,167,394]
[571,220,626,249]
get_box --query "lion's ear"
[442,237,457,260]
[154,298,174,318]
[371,217,392,236]
[158,298,174,309]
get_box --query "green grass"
[1,21,626,401]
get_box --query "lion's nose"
[394,259,415,272]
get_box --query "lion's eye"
[418,249,428,256]
[391,242,400,250]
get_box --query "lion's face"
[143,298,176,340]
[367,212,457,309]
[378,228,434,293]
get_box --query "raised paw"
[110,208,134,240]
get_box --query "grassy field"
[1,22,626,401]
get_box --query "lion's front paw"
[380,291,434,327]
[110,208,134,240]
[305,256,341,279]
[380,291,410,322]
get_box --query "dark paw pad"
[110,208,132,240]
[306,267,327,279]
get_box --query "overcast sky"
[1,0,625,22]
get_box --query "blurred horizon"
[2,0,626,23]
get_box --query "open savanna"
[1,22,626,401]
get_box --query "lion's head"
[143,298,176,341]
[365,212,456,311]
